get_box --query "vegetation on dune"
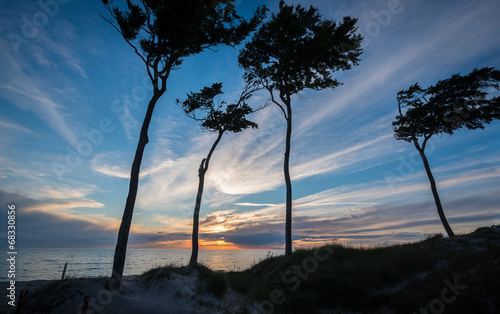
[141,262,228,299]
[15,226,500,313]
[225,225,500,313]
[125,226,500,313]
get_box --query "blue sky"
[0,0,499,250]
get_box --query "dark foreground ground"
[4,225,500,313]
[226,225,500,313]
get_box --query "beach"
[3,268,251,314]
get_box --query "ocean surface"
[1,248,284,282]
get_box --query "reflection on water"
[0,248,284,281]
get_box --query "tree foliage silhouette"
[100,0,266,288]
[238,0,362,256]
[393,67,500,238]
[177,82,259,266]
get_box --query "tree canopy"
[239,0,362,104]
[394,67,500,146]
[102,0,266,88]
[178,82,258,133]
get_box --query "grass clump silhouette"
[224,225,499,313]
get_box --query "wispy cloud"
[0,11,91,146]
[0,56,78,147]
[235,202,279,207]
[32,185,98,201]
[195,159,500,246]
[294,163,500,214]
[0,80,80,145]
[0,119,32,133]
[117,104,140,142]
[297,0,500,136]
[91,153,130,179]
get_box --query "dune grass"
[224,226,500,313]
[135,226,499,312]
[141,262,227,299]
[18,226,499,313]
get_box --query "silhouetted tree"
[393,67,500,238]
[101,0,266,288]
[238,0,362,256]
[177,82,259,267]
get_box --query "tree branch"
[421,94,430,104]
[238,80,266,111]
[422,133,432,151]
[412,134,422,152]
[260,77,287,119]
[397,98,404,117]
[99,10,154,85]
[204,129,225,172]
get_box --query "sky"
[0,0,499,251]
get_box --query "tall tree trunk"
[189,130,224,267]
[415,144,455,238]
[189,159,206,267]
[109,91,163,290]
[284,103,293,256]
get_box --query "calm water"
[0,248,284,281]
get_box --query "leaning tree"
[100,0,265,288]
[393,67,500,238]
[177,82,260,266]
[238,0,362,256]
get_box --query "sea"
[0,248,284,282]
